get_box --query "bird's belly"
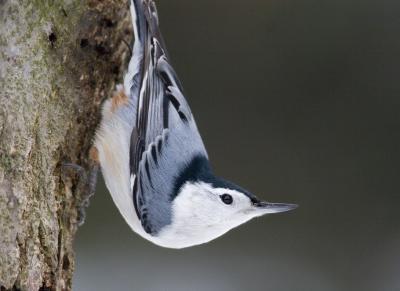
[94,99,149,239]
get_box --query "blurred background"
[73,0,400,290]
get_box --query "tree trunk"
[0,1,131,290]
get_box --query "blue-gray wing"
[129,0,207,235]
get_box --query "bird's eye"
[220,194,233,205]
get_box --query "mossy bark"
[0,0,131,290]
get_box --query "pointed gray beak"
[253,201,298,214]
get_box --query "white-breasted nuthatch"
[93,0,297,249]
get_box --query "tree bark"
[0,1,131,290]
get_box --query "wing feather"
[128,0,207,235]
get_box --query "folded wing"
[129,0,208,235]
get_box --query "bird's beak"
[253,201,298,214]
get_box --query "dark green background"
[74,0,399,290]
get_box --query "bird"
[93,0,297,249]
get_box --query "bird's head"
[156,174,297,248]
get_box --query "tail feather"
[142,1,169,59]
[124,0,171,99]
[130,0,147,50]
[123,0,148,99]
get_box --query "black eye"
[220,194,233,205]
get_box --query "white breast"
[94,99,150,240]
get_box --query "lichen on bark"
[0,0,132,290]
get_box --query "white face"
[155,181,296,249]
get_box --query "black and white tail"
[123,0,169,100]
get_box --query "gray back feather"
[128,0,208,235]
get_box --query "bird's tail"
[130,0,147,55]
[123,0,168,98]
[123,0,147,98]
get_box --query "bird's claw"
[61,160,99,226]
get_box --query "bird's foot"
[61,147,100,226]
